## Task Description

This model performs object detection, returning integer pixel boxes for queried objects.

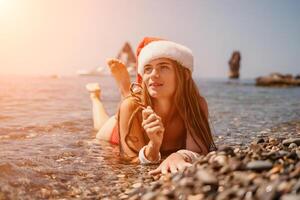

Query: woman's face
[142,58,177,99]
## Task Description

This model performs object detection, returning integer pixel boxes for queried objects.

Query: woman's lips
[149,83,163,87]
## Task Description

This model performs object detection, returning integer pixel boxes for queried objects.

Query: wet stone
[228,158,243,171]
[246,160,273,171]
[288,143,298,149]
[216,188,238,200]
[132,182,143,188]
[117,174,127,178]
[178,177,195,187]
[287,151,298,159]
[196,170,218,185]
[187,194,204,200]
[141,191,158,200]
[232,171,251,186]
[214,155,228,166]
[218,145,235,156]
[267,165,283,176]
[256,182,279,200]
[291,179,300,193]
[282,138,300,146]
[161,188,175,198]
[219,165,231,174]
[278,150,289,157]
[254,138,265,144]
[40,188,51,198]
[119,194,129,199]
[277,181,294,193]
[281,194,300,200]
[172,173,183,182]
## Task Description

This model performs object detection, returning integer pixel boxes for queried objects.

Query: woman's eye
[144,67,152,74]
[161,66,169,70]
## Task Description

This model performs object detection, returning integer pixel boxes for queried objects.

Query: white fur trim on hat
[137,40,193,75]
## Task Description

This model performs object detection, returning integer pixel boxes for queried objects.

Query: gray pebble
[246,160,273,171]
[196,170,218,185]
[178,177,194,187]
[288,143,298,148]
[282,138,300,146]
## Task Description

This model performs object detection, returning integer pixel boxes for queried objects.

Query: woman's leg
[107,58,131,98]
[96,116,116,141]
[86,83,110,131]
[86,83,117,141]
[86,59,131,140]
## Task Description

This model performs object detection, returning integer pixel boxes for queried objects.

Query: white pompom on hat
[135,37,194,83]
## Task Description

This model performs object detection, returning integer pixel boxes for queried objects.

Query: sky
[0,0,299,78]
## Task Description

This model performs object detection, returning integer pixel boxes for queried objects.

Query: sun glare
[0,0,12,11]
[0,0,16,19]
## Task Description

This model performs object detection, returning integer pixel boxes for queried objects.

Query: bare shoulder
[119,97,140,113]
[199,96,208,106]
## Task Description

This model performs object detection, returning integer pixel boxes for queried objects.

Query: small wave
[0,163,20,177]
[0,115,13,121]
[0,119,93,141]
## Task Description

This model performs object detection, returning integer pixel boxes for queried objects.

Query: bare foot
[86,83,101,100]
[106,58,131,97]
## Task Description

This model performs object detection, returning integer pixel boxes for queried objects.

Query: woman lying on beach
[86,37,216,175]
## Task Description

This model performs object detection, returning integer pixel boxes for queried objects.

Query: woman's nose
[150,68,160,78]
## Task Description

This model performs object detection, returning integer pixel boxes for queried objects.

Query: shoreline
[0,121,299,199]
[118,121,300,200]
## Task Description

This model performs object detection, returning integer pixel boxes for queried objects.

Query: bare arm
[142,107,165,161]
[119,98,145,159]
[119,99,164,164]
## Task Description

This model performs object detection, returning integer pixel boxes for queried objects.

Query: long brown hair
[141,60,216,154]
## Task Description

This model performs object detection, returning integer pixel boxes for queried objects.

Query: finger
[146,106,153,111]
[182,162,193,170]
[177,164,185,172]
[145,106,154,114]
[142,108,154,120]
[170,164,178,174]
[143,119,160,130]
[142,109,151,120]
[177,163,192,172]
[143,113,157,124]
[146,126,164,135]
[149,166,161,175]
[161,164,169,175]
[142,113,160,126]
[145,106,155,115]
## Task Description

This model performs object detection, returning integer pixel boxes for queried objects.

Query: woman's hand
[142,106,164,147]
[148,153,193,175]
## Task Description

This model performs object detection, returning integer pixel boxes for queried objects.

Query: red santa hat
[136,37,194,83]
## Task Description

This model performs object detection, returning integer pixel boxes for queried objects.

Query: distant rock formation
[117,42,136,75]
[228,51,241,79]
[256,73,300,87]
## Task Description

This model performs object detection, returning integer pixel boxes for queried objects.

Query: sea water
[0,75,299,198]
